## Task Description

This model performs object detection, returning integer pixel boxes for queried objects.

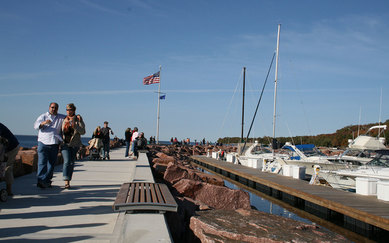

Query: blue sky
[1,0,388,142]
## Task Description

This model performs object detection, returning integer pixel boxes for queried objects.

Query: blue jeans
[131,141,135,153]
[37,142,59,184]
[61,144,78,181]
[125,141,130,157]
[102,142,110,159]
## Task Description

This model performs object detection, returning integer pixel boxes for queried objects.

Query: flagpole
[156,65,162,144]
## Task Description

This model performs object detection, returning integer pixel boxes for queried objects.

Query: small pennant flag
[143,71,160,85]
[159,95,166,100]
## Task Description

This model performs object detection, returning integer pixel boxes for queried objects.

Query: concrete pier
[0,147,172,242]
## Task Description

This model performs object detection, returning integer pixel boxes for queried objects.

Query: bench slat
[159,183,177,205]
[134,183,141,203]
[113,182,130,206]
[127,183,136,204]
[145,183,151,202]
[150,183,158,203]
[154,183,165,204]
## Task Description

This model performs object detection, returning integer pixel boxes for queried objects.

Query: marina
[2,1,389,242]
[190,154,389,241]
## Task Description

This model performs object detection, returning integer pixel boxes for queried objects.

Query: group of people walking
[1,102,149,194]
[89,121,114,160]
[124,127,147,159]
[34,102,85,189]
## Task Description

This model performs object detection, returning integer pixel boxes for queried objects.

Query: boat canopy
[283,144,315,152]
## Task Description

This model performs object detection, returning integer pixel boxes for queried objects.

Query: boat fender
[309,165,321,185]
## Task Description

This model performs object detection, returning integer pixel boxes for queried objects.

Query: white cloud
[79,0,129,16]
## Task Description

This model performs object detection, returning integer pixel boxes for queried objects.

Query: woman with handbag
[61,103,85,189]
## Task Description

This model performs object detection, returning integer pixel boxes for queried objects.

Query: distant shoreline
[14,135,174,148]
[15,135,92,148]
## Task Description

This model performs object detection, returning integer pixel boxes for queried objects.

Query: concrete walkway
[0,147,172,242]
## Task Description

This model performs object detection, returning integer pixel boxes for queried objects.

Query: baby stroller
[88,138,103,160]
[0,140,8,202]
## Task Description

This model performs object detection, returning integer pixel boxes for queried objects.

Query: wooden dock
[190,155,389,237]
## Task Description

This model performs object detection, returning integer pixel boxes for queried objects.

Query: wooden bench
[113,182,178,213]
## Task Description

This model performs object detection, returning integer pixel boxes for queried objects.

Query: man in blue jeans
[34,102,65,188]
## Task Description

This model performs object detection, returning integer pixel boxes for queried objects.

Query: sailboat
[235,24,289,169]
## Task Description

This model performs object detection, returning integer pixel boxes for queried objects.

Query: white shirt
[34,112,66,145]
[131,131,139,142]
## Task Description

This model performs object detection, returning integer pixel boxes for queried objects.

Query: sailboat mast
[241,67,246,143]
[379,87,382,135]
[272,24,281,150]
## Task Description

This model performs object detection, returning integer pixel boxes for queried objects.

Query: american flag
[143,71,160,85]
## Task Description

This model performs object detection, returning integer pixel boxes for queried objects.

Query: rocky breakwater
[13,146,63,177]
[148,144,351,243]
[13,138,124,176]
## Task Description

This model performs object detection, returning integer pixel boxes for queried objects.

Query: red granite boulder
[18,149,38,173]
[152,162,168,175]
[164,163,224,186]
[161,147,172,155]
[152,156,176,165]
[152,152,176,164]
[155,152,167,158]
[164,163,201,184]
[195,170,224,186]
[173,179,251,210]
[173,179,203,198]
[190,209,351,243]
[13,155,24,177]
